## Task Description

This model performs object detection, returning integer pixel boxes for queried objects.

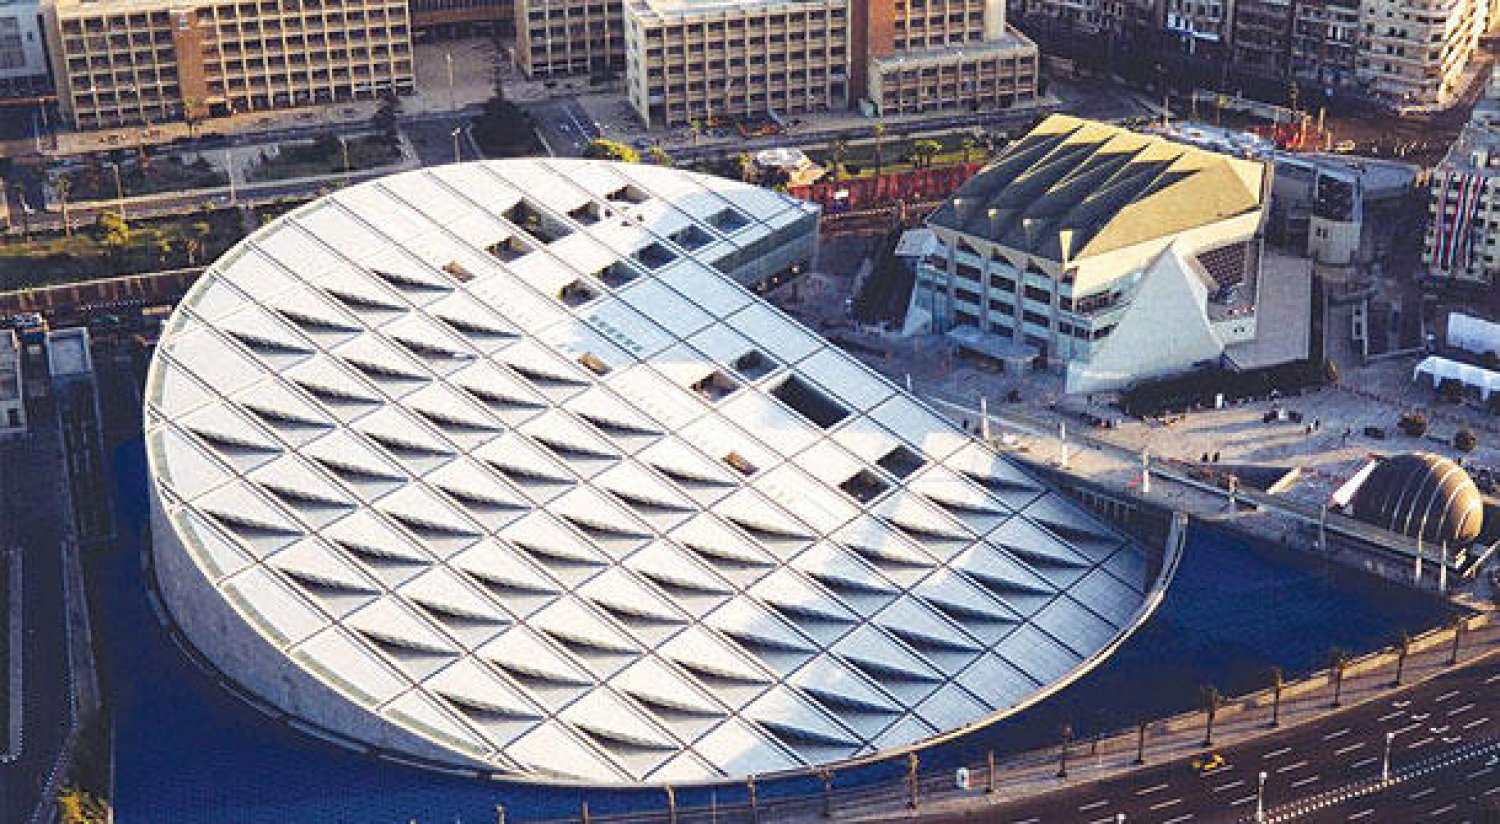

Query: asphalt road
[0,390,77,824]
[928,655,1500,824]
[529,98,601,157]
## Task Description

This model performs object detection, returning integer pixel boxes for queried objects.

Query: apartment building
[1290,0,1359,85]
[1357,0,1485,108]
[1424,119,1500,286]
[624,0,848,128]
[0,0,51,96]
[44,0,414,130]
[1163,0,1231,56]
[514,0,625,77]
[0,329,25,440]
[410,0,512,36]
[912,115,1301,393]
[1232,0,1293,75]
[856,0,1038,116]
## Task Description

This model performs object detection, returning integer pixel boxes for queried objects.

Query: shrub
[1398,412,1428,437]
[1438,378,1465,404]
[1454,427,1478,452]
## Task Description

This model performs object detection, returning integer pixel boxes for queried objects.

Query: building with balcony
[0,0,51,97]
[410,0,513,37]
[43,0,415,130]
[1356,0,1485,109]
[0,329,25,439]
[913,115,1312,394]
[1290,0,1360,86]
[513,0,624,78]
[143,158,1166,783]
[1424,118,1500,285]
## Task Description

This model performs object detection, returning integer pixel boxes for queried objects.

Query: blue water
[99,439,1454,823]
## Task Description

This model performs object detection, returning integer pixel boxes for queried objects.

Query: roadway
[0,390,79,824]
[925,655,1500,824]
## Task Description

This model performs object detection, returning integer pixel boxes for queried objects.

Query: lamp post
[1382,731,1395,783]
[446,50,456,111]
[1255,770,1268,823]
[106,161,126,220]
[225,147,237,205]
[336,134,351,173]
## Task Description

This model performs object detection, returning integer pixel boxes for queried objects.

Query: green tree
[583,139,640,163]
[960,134,980,164]
[734,151,755,182]
[181,220,212,266]
[830,139,850,180]
[1455,427,1478,452]
[910,138,942,169]
[645,146,673,166]
[99,211,130,258]
[1200,685,1222,746]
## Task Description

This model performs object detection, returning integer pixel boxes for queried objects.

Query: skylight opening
[569,201,606,226]
[558,279,600,308]
[723,451,758,476]
[605,184,650,205]
[876,445,925,479]
[838,470,889,503]
[599,262,639,288]
[670,224,713,251]
[486,235,533,263]
[769,375,849,429]
[633,242,677,271]
[441,261,474,282]
[732,350,775,381]
[504,199,572,244]
[690,369,740,402]
[708,207,750,234]
[576,352,611,375]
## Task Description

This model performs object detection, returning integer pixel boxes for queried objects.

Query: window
[770,375,849,428]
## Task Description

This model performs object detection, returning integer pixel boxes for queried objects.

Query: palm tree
[54,175,72,238]
[1056,722,1073,778]
[830,139,849,180]
[646,146,673,166]
[1135,717,1148,765]
[960,134,980,164]
[872,122,887,176]
[1268,666,1284,728]
[734,151,755,182]
[1329,648,1349,707]
[1201,685,1222,746]
[1394,629,1411,686]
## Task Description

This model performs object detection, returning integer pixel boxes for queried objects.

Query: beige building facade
[45,0,415,130]
[1357,0,1485,108]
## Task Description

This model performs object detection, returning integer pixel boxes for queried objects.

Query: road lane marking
[1408,736,1437,750]
[1275,760,1309,773]
[1135,782,1170,796]
[1429,803,1457,817]
[1484,672,1500,684]
[1079,800,1109,811]
[1335,742,1367,756]
[1410,787,1436,800]
[1348,810,1375,821]
[1485,785,1500,797]
[1378,710,1405,722]
[1396,722,1424,735]
[1324,727,1351,741]
[1351,757,1378,770]
[1162,815,1195,824]
[1011,818,1040,824]
[1291,774,1320,788]
[1230,795,1256,806]
[1088,818,1118,824]
[1447,703,1475,717]
[1263,746,1292,759]
[1436,690,1461,703]
[1461,717,1490,731]
[1412,713,1431,721]
[1149,798,1183,811]
[1212,779,1246,793]
[1467,766,1494,780]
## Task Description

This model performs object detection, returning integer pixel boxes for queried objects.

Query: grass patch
[0,208,245,290]
[56,154,226,202]
[246,133,401,183]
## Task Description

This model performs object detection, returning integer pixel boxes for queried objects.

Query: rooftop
[1437,119,1500,175]
[929,115,1266,262]
[145,159,1155,785]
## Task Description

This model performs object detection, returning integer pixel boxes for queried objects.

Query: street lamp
[1255,770,1268,823]
[105,161,126,220]
[451,126,464,162]
[336,134,350,173]
[1381,731,1395,783]
[446,50,457,111]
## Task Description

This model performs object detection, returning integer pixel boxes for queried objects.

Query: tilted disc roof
[145,159,1156,784]
[1352,452,1484,546]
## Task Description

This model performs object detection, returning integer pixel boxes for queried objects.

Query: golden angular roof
[929,115,1266,262]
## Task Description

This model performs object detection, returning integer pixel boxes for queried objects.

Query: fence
[497,615,1493,824]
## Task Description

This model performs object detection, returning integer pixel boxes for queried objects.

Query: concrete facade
[0,0,50,96]
[0,330,25,439]
[44,0,415,130]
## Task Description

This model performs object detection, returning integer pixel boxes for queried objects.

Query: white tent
[1413,355,1500,399]
[1446,313,1500,356]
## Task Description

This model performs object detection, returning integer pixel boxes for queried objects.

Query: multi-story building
[856,0,1038,117]
[624,0,848,128]
[1357,0,1485,109]
[1424,119,1500,286]
[410,0,512,37]
[912,115,1313,393]
[44,0,415,130]
[1163,0,1231,57]
[1290,0,1359,86]
[0,0,50,96]
[525,0,1036,127]
[1232,0,1293,76]
[514,0,625,78]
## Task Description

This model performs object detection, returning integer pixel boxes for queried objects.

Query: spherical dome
[1352,452,1483,545]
